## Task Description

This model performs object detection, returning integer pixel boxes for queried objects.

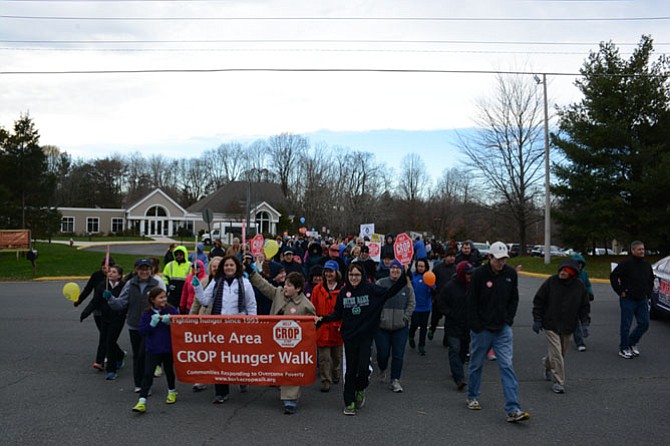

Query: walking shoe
[92,362,104,371]
[466,398,481,410]
[116,350,127,370]
[427,328,434,341]
[283,404,297,415]
[390,379,404,393]
[166,390,177,404]
[456,380,467,391]
[506,409,530,422]
[541,357,551,381]
[154,365,163,377]
[192,384,207,392]
[619,349,633,359]
[354,390,366,409]
[105,372,117,380]
[212,395,229,404]
[577,345,587,352]
[552,383,565,394]
[486,349,496,361]
[134,387,141,393]
[321,380,331,392]
[377,369,388,384]
[343,403,357,416]
[132,401,146,413]
[418,346,426,356]
[408,338,416,349]
[629,345,640,357]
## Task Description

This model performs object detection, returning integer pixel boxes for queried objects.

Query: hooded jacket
[380,234,395,260]
[180,260,207,314]
[163,245,191,305]
[438,262,471,337]
[188,243,209,270]
[572,253,594,297]
[411,270,434,312]
[322,267,408,341]
[376,275,415,331]
[532,259,591,334]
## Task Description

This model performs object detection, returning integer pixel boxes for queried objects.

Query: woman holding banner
[193,255,256,404]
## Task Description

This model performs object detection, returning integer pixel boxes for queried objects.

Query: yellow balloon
[264,239,279,259]
[62,282,80,302]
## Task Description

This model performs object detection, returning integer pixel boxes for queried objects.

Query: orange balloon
[423,271,436,287]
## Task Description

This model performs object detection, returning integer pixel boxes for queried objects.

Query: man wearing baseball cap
[466,241,529,422]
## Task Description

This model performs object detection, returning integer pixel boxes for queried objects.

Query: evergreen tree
[552,36,670,252]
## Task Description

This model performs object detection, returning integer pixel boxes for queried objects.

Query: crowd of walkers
[75,234,660,423]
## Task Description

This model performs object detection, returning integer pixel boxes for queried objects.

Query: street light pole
[536,73,551,265]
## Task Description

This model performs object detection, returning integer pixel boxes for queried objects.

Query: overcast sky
[1,0,668,181]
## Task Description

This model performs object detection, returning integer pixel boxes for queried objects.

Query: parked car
[531,245,567,257]
[587,248,616,256]
[508,243,520,257]
[651,255,670,319]
[472,242,490,256]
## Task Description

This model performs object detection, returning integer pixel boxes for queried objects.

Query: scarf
[212,276,246,315]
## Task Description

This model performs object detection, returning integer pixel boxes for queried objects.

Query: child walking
[132,287,179,413]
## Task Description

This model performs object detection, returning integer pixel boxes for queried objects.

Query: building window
[111,218,124,233]
[61,216,74,232]
[145,206,167,217]
[86,217,100,234]
[256,211,271,234]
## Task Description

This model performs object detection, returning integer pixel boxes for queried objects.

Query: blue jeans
[467,325,521,413]
[374,326,409,380]
[619,297,650,350]
[573,319,585,347]
[447,335,469,383]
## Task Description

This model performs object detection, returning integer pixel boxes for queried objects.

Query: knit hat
[390,259,403,269]
[269,261,285,278]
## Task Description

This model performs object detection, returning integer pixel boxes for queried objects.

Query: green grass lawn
[48,235,147,242]
[0,242,154,280]
[507,254,664,281]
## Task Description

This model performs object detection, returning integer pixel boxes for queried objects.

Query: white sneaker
[390,379,403,393]
[629,345,640,356]
[577,345,586,352]
[619,348,633,359]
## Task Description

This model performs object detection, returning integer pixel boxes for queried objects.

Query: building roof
[187,181,288,215]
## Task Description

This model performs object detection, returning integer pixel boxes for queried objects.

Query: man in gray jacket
[374,260,415,393]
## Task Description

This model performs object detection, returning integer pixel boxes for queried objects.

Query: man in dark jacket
[466,241,529,423]
[610,240,654,359]
[429,248,457,344]
[438,260,473,390]
[456,240,482,267]
[532,259,591,394]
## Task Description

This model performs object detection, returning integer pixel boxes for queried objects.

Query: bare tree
[267,133,308,201]
[398,153,430,202]
[241,139,275,183]
[458,73,546,251]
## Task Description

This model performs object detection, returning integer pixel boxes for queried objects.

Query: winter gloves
[150,313,161,327]
[191,277,201,288]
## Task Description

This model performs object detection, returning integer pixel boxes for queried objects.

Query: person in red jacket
[311,260,344,393]
[179,260,206,314]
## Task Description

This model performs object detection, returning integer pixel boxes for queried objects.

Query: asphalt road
[1,277,669,445]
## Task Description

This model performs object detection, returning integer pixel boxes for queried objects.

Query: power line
[1,38,667,46]
[4,67,663,76]
[0,47,660,57]
[1,14,669,22]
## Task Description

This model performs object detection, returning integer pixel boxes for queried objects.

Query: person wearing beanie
[571,253,594,351]
[532,259,591,394]
[429,248,458,344]
[438,261,473,390]
[376,252,394,279]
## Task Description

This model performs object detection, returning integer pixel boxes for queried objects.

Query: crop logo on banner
[170,315,316,386]
[273,320,302,348]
